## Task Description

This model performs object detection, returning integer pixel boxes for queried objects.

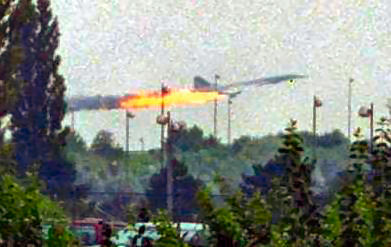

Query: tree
[171,125,204,152]
[240,157,286,197]
[0,0,23,175]
[368,118,391,246]
[146,158,203,221]
[7,0,76,200]
[64,130,88,156]
[152,210,190,247]
[0,174,76,246]
[268,120,321,246]
[9,0,57,171]
[321,127,375,246]
[90,130,123,159]
[0,0,22,120]
[197,175,272,247]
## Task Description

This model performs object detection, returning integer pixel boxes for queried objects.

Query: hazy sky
[52,0,391,150]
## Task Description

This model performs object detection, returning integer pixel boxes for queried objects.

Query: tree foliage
[0,174,74,246]
[152,210,189,247]
[4,0,78,202]
[147,158,203,221]
[90,130,123,159]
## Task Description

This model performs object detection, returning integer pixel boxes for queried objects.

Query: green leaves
[0,174,72,246]
[152,210,189,247]
[46,224,79,247]
[197,176,273,246]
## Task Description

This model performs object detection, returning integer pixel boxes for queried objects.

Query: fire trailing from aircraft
[66,88,225,112]
[119,88,225,110]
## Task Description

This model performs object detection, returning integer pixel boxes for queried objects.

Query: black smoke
[66,94,136,112]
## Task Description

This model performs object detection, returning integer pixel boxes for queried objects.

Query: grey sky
[52,0,391,149]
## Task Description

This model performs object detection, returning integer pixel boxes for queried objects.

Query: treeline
[144,119,391,246]
[63,124,350,221]
[192,119,391,246]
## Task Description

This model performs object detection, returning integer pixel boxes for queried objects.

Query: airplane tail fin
[194,76,213,90]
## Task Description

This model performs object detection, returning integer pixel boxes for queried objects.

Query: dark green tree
[8,0,76,200]
[0,174,76,246]
[321,127,375,246]
[146,158,203,221]
[0,0,22,120]
[0,0,23,175]
[171,125,204,152]
[64,130,88,156]
[90,130,123,159]
[152,210,190,247]
[197,175,272,247]
[240,156,286,197]
[365,118,391,245]
[271,120,321,246]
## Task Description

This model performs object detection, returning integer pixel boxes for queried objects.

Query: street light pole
[313,96,316,159]
[160,83,167,169]
[125,111,135,154]
[71,111,75,132]
[228,97,232,144]
[140,138,145,151]
[126,110,129,153]
[214,74,219,138]
[166,111,173,216]
[226,91,241,145]
[370,102,374,153]
[313,96,322,160]
[358,103,374,153]
[348,78,354,142]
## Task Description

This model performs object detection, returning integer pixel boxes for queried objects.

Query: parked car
[112,222,159,246]
[71,218,127,246]
[112,222,209,247]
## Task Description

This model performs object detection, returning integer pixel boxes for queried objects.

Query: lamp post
[166,111,173,216]
[156,111,170,212]
[358,102,374,152]
[157,110,186,217]
[160,84,169,169]
[348,78,354,142]
[71,111,75,132]
[214,74,220,138]
[313,95,322,160]
[228,97,232,144]
[227,91,241,144]
[139,138,144,151]
[125,110,135,154]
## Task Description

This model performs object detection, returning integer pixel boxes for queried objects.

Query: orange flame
[120,89,225,109]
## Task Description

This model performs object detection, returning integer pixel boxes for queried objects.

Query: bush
[0,174,76,246]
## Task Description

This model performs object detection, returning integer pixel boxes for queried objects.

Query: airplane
[193,74,308,97]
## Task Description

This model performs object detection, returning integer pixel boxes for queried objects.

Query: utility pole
[348,78,353,142]
[125,111,135,154]
[358,103,374,153]
[140,138,145,151]
[370,102,374,153]
[313,95,322,161]
[166,111,173,216]
[214,74,219,137]
[71,111,75,132]
[226,91,241,145]
[160,83,167,169]
[126,110,129,154]
[228,97,232,144]
[313,95,316,160]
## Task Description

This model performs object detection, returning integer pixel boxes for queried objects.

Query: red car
[71,218,126,246]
